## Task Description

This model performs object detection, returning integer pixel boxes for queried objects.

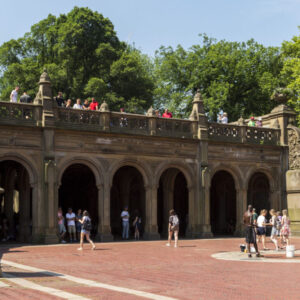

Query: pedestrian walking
[77,210,96,251]
[166,209,179,248]
[243,205,260,257]
[256,209,268,250]
[270,209,279,251]
[281,209,291,246]
[57,207,66,243]
[75,209,83,242]
[133,210,142,240]
[66,208,76,242]
[121,206,130,240]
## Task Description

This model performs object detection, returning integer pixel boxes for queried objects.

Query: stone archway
[58,163,98,239]
[247,172,270,215]
[157,168,189,238]
[0,160,32,242]
[210,170,236,235]
[110,166,145,239]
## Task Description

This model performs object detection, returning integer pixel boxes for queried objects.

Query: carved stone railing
[156,118,194,138]
[208,122,281,145]
[0,101,42,126]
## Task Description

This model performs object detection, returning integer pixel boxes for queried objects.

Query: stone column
[286,170,300,236]
[162,184,174,237]
[234,188,247,236]
[144,184,160,240]
[31,181,44,243]
[98,181,113,242]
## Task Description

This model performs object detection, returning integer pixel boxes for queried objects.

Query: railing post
[146,106,156,135]
[34,105,43,126]
[240,125,246,143]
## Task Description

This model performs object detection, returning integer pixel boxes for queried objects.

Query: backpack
[83,217,92,231]
[171,215,179,227]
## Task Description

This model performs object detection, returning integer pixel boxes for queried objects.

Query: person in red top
[89,98,98,111]
[162,109,173,118]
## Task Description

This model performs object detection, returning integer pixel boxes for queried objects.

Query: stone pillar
[144,184,160,240]
[286,170,300,236]
[234,188,247,236]
[98,181,113,242]
[31,182,44,243]
[162,184,174,237]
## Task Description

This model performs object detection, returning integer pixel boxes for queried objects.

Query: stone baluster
[146,106,157,136]
[99,101,110,131]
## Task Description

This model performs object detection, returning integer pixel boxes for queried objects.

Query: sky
[0,0,299,56]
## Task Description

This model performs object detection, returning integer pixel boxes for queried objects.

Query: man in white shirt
[73,98,83,109]
[66,208,76,242]
[221,112,228,124]
[121,206,130,239]
[10,86,19,103]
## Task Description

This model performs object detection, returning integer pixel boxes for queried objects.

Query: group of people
[243,205,291,258]
[120,207,142,240]
[247,116,263,127]
[10,86,32,103]
[57,207,95,250]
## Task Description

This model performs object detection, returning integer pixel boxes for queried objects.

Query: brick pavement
[0,238,300,300]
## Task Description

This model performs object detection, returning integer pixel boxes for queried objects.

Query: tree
[154,35,283,121]
[280,30,300,127]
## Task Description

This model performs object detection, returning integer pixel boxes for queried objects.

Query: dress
[281,216,291,237]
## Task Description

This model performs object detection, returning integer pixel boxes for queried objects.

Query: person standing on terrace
[10,86,19,103]
[162,109,173,118]
[256,117,262,127]
[83,99,90,110]
[248,116,256,126]
[73,98,83,109]
[89,97,98,111]
[55,92,64,107]
[221,112,228,123]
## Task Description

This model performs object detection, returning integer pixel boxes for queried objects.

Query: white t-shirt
[121,211,129,222]
[73,104,83,109]
[66,212,76,226]
[257,215,266,227]
[221,116,228,124]
[10,89,18,103]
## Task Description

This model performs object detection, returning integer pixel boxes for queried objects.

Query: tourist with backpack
[77,210,96,251]
[166,209,179,248]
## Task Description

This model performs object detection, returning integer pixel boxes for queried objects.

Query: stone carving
[34,69,52,105]
[288,126,300,170]
[189,89,205,121]
[146,106,155,117]
[99,101,109,112]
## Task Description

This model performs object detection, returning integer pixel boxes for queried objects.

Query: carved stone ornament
[100,101,109,112]
[189,89,205,121]
[34,69,52,105]
[271,119,280,129]
[237,117,244,126]
[288,126,300,170]
[146,106,155,117]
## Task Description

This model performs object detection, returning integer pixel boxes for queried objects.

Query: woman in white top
[73,98,83,109]
[256,209,268,250]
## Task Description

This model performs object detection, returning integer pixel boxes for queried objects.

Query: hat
[258,117,262,121]
[251,116,254,120]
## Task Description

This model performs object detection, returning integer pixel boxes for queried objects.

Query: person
[10,86,19,103]
[243,205,260,258]
[66,208,76,242]
[248,116,256,127]
[55,92,64,107]
[120,108,128,127]
[75,209,83,241]
[73,98,83,109]
[281,209,291,246]
[121,206,130,240]
[270,209,279,251]
[166,209,179,248]
[133,210,142,240]
[77,210,96,251]
[57,207,66,243]
[89,97,98,111]
[221,112,228,123]
[82,99,90,110]
[256,117,262,127]
[155,110,160,117]
[256,209,268,250]
[252,208,258,223]
[66,99,72,108]
[162,109,173,118]
[20,92,32,103]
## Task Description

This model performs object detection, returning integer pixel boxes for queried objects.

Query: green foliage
[280,30,300,126]
[154,36,283,121]
[0,7,154,112]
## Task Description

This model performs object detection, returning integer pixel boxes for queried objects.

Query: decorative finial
[146,106,155,117]
[100,101,109,112]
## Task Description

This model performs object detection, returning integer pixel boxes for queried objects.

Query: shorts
[245,226,256,244]
[58,223,66,234]
[170,225,179,232]
[68,225,76,234]
[271,227,279,236]
[81,229,90,235]
[257,227,266,236]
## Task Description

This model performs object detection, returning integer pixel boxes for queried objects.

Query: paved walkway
[0,238,300,300]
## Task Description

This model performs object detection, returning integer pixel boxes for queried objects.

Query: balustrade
[156,118,194,138]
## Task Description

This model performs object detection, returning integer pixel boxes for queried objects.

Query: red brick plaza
[1,238,300,300]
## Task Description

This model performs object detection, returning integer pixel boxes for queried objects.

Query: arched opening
[157,168,189,238]
[248,172,270,216]
[110,166,145,239]
[59,164,98,239]
[210,170,236,236]
[0,160,32,242]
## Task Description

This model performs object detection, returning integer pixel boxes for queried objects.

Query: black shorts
[257,227,266,236]
[245,226,256,244]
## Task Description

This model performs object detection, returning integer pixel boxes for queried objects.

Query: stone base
[143,232,161,240]
[95,233,114,242]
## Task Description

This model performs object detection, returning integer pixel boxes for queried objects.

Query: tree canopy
[0,7,299,125]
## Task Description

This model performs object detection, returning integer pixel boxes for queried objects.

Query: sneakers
[61,240,66,244]
[248,254,252,258]
[77,247,83,251]
[166,243,171,247]
[92,245,96,250]
[174,244,178,248]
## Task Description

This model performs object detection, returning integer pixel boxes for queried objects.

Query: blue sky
[0,0,299,56]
